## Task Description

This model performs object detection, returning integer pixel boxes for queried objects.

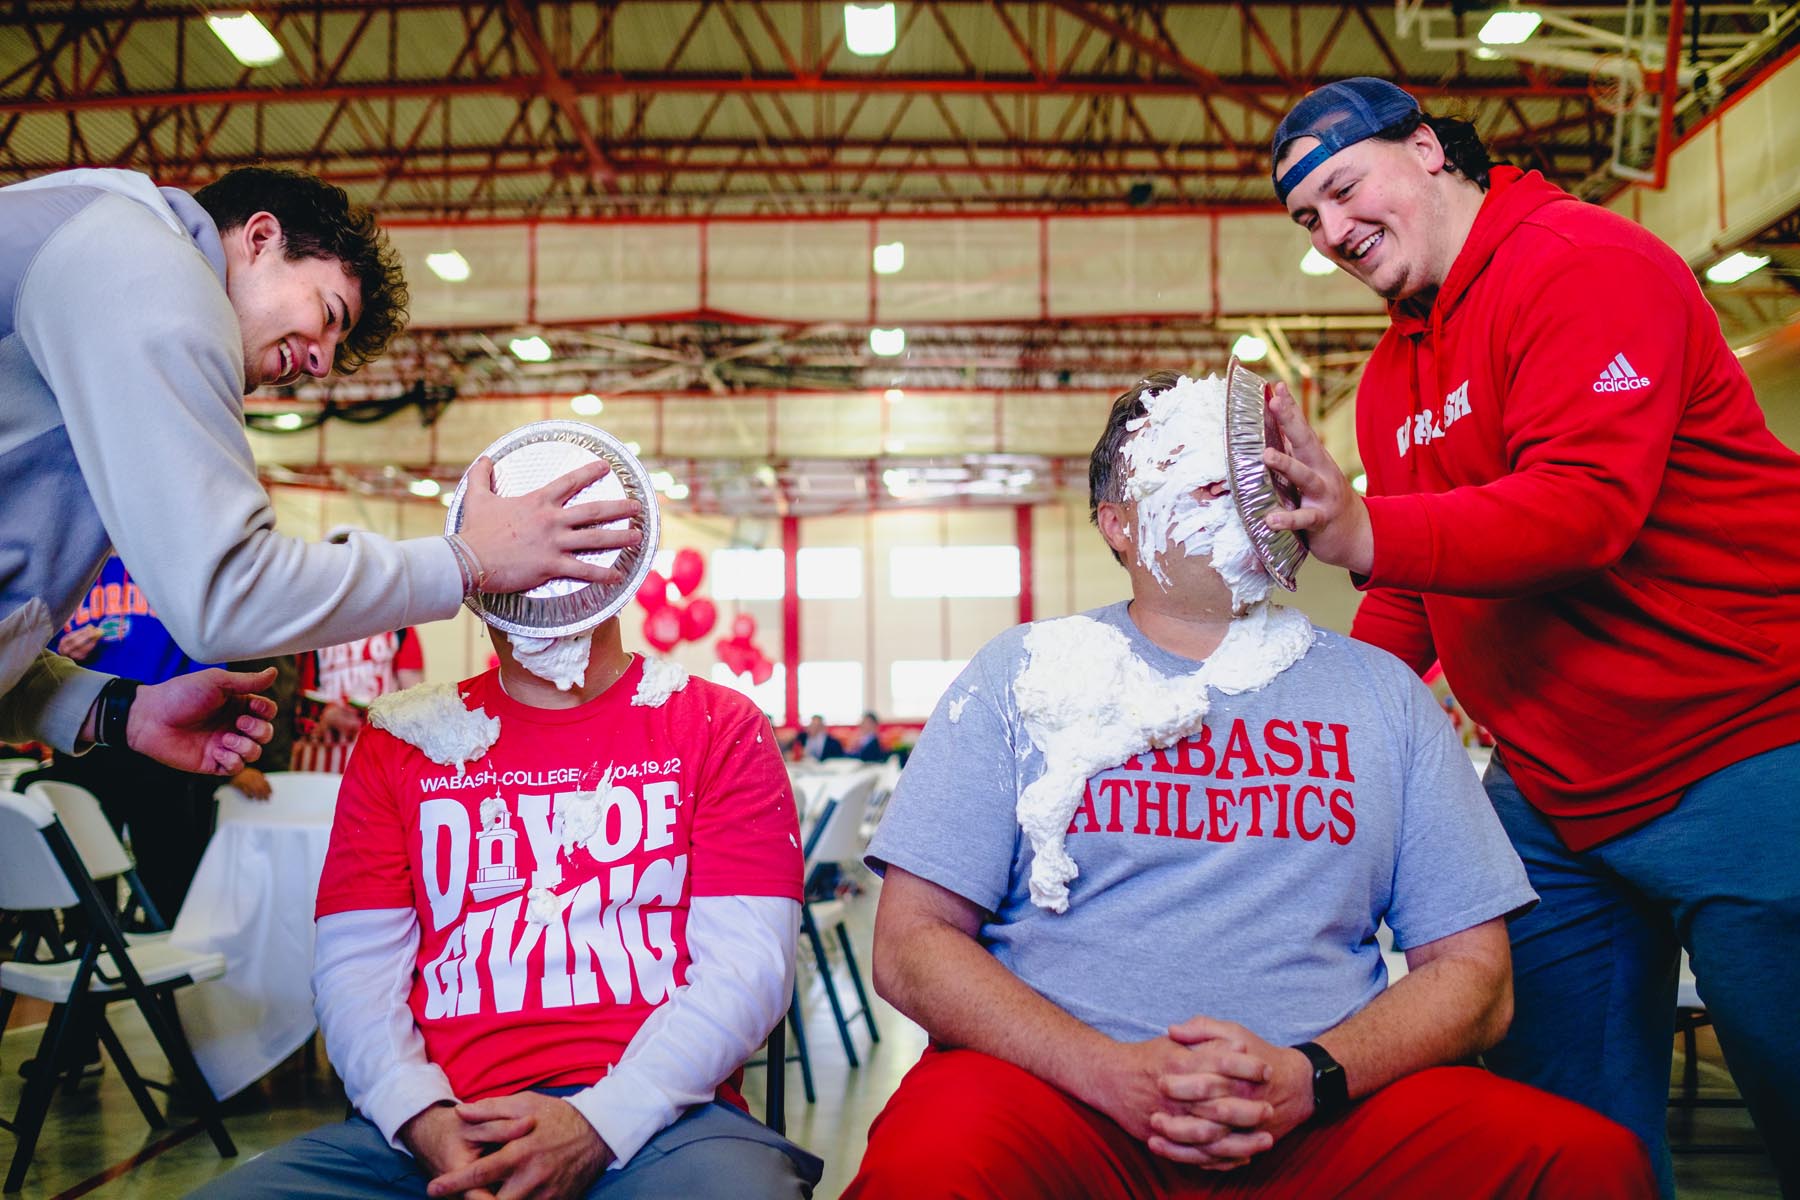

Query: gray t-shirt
[866,601,1535,1048]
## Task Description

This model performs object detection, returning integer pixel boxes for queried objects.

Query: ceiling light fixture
[425,251,470,282]
[1300,247,1337,276]
[409,478,442,498]
[869,327,906,356]
[873,241,905,274]
[271,411,304,431]
[1705,252,1771,284]
[509,335,552,362]
[570,393,604,416]
[1231,333,1269,363]
[844,3,897,56]
[884,388,905,403]
[1477,10,1543,45]
[666,483,691,501]
[206,12,284,67]
[1352,473,1369,495]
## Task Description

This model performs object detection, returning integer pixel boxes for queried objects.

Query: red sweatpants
[844,1048,1655,1200]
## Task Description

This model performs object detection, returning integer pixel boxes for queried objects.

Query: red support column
[1016,503,1035,625]
[782,514,801,728]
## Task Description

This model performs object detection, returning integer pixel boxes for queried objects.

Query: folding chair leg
[787,986,816,1105]
[124,987,235,1160]
[835,921,881,1044]
[123,868,167,933]
[5,1003,76,1193]
[95,1008,166,1130]
[802,911,858,1067]
[764,1018,786,1137]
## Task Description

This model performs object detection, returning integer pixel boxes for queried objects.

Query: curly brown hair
[193,166,408,374]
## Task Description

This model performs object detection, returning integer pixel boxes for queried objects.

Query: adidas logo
[1593,353,1652,392]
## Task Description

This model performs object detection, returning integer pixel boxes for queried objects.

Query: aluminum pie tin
[1224,356,1308,591]
[444,420,660,638]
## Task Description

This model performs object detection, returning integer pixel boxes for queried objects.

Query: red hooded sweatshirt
[1351,166,1800,850]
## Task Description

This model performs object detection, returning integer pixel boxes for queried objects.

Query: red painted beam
[0,74,1590,115]
[781,514,801,729]
[1016,503,1034,624]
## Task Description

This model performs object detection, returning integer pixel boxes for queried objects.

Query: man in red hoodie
[1261,78,1800,1198]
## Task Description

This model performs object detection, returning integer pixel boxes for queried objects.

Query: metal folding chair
[0,791,235,1191]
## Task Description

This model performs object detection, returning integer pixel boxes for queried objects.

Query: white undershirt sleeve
[312,907,457,1152]
[565,895,800,1168]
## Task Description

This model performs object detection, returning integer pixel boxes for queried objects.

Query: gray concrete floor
[0,881,1779,1198]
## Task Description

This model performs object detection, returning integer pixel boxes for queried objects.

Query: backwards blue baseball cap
[1271,78,1422,205]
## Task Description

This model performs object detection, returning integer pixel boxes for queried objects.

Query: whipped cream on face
[632,657,690,708]
[1122,374,1273,613]
[507,633,592,691]
[369,683,501,775]
[1012,603,1314,913]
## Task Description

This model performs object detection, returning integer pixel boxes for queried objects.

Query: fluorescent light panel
[509,335,552,362]
[873,241,905,274]
[425,251,470,282]
[844,3,897,56]
[869,327,906,356]
[1477,11,1542,45]
[1300,247,1337,276]
[206,13,284,67]
[1705,252,1770,284]
[1231,333,1269,363]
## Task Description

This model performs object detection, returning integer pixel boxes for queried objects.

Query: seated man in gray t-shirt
[845,372,1654,1200]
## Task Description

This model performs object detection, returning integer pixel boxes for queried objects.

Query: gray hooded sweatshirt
[1,169,461,753]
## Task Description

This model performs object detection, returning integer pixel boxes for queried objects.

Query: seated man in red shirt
[194,607,820,1198]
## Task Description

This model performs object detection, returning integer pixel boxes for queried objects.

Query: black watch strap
[1293,1040,1350,1120]
[96,678,139,749]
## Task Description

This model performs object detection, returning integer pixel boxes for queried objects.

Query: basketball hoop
[1589,53,1646,116]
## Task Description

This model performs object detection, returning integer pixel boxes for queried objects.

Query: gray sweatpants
[187,1100,823,1199]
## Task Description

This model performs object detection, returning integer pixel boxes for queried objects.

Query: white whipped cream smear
[1011,374,1315,912]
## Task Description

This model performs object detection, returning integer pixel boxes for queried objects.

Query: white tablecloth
[171,812,333,1099]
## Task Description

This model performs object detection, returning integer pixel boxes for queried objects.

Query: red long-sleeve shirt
[1350,166,1800,849]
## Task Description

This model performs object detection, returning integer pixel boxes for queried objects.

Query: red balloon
[671,547,705,597]
[681,598,718,642]
[731,612,757,640]
[643,606,682,652]
[636,571,670,613]
[749,655,774,686]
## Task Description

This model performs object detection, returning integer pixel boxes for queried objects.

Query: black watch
[1293,1041,1350,1121]
[95,678,140,749]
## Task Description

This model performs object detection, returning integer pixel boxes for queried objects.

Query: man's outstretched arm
[874,866,1272,1159]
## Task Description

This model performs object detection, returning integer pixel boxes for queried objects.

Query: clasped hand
[1093,1015,1315,1172]
[403,1093,610,1200]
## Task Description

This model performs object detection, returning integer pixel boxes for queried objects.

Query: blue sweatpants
[1482,746,1800,1200]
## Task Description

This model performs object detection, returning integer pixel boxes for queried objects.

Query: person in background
[1264,77,1800,1194]
[849,711,888,764]
[2,165,641,779]
[290,528,425,776]
[802,715,844,762]
[44,554,216,918]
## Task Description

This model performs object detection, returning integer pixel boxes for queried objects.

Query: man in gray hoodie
[2,166,640,776]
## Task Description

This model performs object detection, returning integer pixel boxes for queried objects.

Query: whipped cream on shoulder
[369,683,501,775]
[632,657,690,708]
[1012,602,1314,912]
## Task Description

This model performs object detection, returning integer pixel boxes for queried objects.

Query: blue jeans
[1482,746,1800,1200]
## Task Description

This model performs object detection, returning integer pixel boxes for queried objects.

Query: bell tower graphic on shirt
[469,795,526,901]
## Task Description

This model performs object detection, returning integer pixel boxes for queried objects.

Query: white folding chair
[799,770,881,1067]
[24,780,167,933]
[217,770,341,825]
[0,791,235,1191]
